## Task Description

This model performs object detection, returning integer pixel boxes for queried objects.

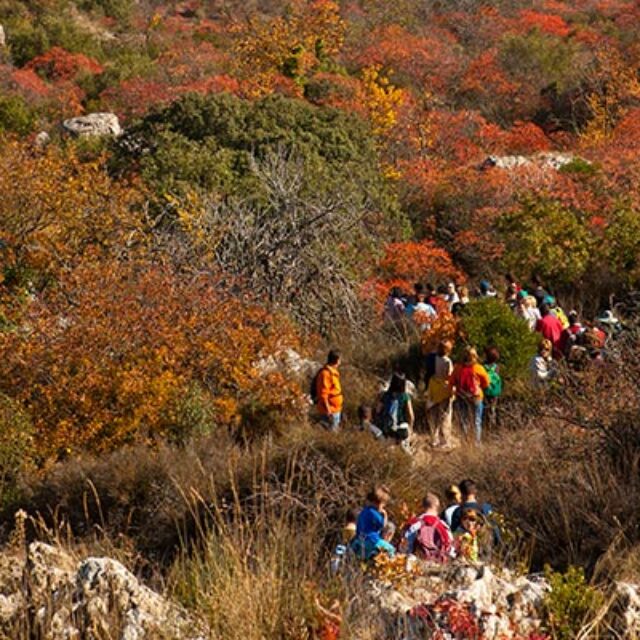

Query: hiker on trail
[315,350,343,432]
[426,283,439,308]
[406,282,425,307]
[450,346,490,444]
[409,291,437,331]
[377,372,414,447]
[454,508,482,563]
[357,405,383,440]
[479,280,497,298]
[483,347,503,428]
[505,284,518,310]
[384,286,406,323]
[597,310,622,340]
[458,286,470,306]
[505,273,521,294]
[559,310,585,357]
[441,485,462,528]
[425,340,455,449]
[351,485,393,560]
[530,276,549,308]
[530,339,557,386]
[449,479,493,534]
[446,282,460,308]
[544,295,569,329]
[515,292,541,331]
[535,304,564,357]
[402,493,451,562]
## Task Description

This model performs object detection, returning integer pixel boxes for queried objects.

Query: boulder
[0,542,208,640]
[613,581,640,638]
[481,152,587,172]
[0,24,5,47]
[62,113,122,138]
[373,562,550,639]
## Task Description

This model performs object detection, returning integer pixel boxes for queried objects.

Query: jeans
[456,398,484,443]
[322,412,341,432]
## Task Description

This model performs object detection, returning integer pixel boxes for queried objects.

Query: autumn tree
[0,260,303,459]
[0,138,147,293]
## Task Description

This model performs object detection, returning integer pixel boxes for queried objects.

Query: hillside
[1,1,640,638]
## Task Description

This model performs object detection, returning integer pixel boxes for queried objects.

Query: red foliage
[519,10,571,37]
[27,47,104,82]
[10,68,51,97]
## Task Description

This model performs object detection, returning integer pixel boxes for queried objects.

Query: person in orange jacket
[316,350,343,431]
[449,346,490,444]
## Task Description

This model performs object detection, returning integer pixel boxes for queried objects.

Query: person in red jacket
[535,304,564,358]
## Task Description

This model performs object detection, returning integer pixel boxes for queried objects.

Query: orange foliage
[0,261,303,458]
[0,140,147,286]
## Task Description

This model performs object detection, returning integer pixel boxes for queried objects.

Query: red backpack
[415,519,447,562]
[455,365,479,400]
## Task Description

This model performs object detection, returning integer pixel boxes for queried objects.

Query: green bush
[0,394,34,510]
[542,565,605,640]
[498,197,594,289]
[458,297,538,382]
[0,95,36,135]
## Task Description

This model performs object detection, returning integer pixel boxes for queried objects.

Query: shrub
[0,394,34,509]
[542,565,605,640]
[0,95,36,135]
[457,297,538,381]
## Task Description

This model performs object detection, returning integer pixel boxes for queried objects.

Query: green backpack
[485,363,503,399]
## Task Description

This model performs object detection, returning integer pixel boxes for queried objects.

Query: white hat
[597,310,619,325]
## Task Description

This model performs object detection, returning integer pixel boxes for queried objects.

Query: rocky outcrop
[481,152,586,171]
[0,24,6,47]
[0,542,207,639]
[62,113,122,138]
[371,563,550,639]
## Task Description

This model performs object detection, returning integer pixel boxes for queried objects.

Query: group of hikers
[313,275,623,448]
[333,480,498,569]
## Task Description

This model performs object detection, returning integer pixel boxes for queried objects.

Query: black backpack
[309,367,326,403]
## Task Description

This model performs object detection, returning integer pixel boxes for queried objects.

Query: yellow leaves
[580,48,640,147]
[360,65,405,138]
[231,0,345,94]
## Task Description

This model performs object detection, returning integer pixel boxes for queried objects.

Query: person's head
[437,284,448,296]
[538,338,552,356]
[389,371,407,394]
[479,280,491,294]
[345,508,357,525]
[458,479,478,501]
[517,290,528,304]
[358,404,372,423]
[539,303,550,317]
[485,346,500,365]
[414,282,425,295]
[462,346,479,366]
[416,292,427,303]
[447,282,457,293]
[568,310,579,326]
[367,485,391,509]
[460,508,482,533]
[459,286,469,298]
[525,295,537,309]
[426,283,436,295]
[390,286,402,299]
[421,492,441,514]
[505,273,515,284]
[506,284,517,298]
[327,350,341,366]
[445,484,462,505]
[381,521,396,542]
[437,339,454,357]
